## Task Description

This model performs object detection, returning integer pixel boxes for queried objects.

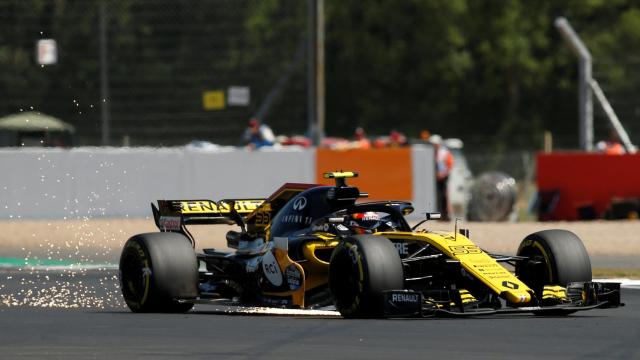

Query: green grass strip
[592,268,640,280]
[0,257,78,267]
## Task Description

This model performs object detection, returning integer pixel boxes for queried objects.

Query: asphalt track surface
[0,270,638,360]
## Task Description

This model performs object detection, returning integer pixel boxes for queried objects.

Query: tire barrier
[467,171,517,222]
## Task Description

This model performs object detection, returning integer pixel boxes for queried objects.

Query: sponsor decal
[181,201,218,214]
[158,216,181,231]
[281,214,313,225]
[224,200,263,212]
[502,280,520,289]
[142,267,152,278]
[180,200,263,214]
[449,245,482,255]
[390,293,420,303]
[348,244,359,264]
[254,209,271,226]
[261,251,283,286]
[486,274,512,279]
[394,242,408,255]
[361,212,380,221]
[292,197,307,211]
[285,264,302,290]
[472,263,500,268]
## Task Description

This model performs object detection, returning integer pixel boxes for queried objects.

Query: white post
[316,0,325,145]
[306,0,317,145]
[555,17,593,151]
[99,1,111,146]
[590,79,637,153]
[307,0,325,146]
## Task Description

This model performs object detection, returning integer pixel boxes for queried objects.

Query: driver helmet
[349,211,381,234]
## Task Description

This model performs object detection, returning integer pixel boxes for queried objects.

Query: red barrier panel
[537,152,640,220]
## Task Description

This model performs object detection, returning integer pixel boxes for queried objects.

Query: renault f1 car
[119,172,622,318]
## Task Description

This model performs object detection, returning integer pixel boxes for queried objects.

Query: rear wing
[152,199,265,231]
[151,183,318,233]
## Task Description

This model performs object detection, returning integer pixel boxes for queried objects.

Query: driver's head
[349,211,381,234]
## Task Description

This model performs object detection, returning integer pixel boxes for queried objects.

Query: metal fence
[2,1,638,150]
[0,0,308,146]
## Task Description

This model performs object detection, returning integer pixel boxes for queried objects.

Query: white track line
[220,306,341,317]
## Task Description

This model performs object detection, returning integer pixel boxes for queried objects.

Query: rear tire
[119,232,198,313]
[329,234,404,318]
[516,229,591,297]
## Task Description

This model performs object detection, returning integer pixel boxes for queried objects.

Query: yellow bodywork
[381,231,535,304]
[424,289,478,309]
[542,285,569,303]
[263,230,544,307]
[263,234,339,309]
[299,236,340,292]
[323,171,358,179]
[263,246,306,308]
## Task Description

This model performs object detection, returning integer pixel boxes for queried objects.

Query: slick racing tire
[516,229,592,298]
[119,232,198,313]
[329,234,404,318]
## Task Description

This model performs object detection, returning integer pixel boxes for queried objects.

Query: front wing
[383,281,623,318]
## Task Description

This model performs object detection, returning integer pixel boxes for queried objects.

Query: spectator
[243,118,275,149]
[351,127,371,149]
[596,130,625,155]
[389,130,407,147]
[419,129,431,142]
[429,134,454,220]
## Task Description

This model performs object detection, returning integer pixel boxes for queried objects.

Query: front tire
[329,235,404,318]
[119,232,198,313]
[516,229,592,298]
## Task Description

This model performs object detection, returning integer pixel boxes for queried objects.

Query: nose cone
[502,290,532,304]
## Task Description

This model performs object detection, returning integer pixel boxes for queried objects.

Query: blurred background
[2,0,640,220]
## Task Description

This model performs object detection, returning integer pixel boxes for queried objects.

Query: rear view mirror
[411,212,442,231]
[426,213,441,220]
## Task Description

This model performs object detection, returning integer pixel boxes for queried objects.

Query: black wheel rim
[330,248,361,311]
[120,245,148,305]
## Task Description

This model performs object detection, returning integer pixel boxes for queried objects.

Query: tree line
[1,0,638,150]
